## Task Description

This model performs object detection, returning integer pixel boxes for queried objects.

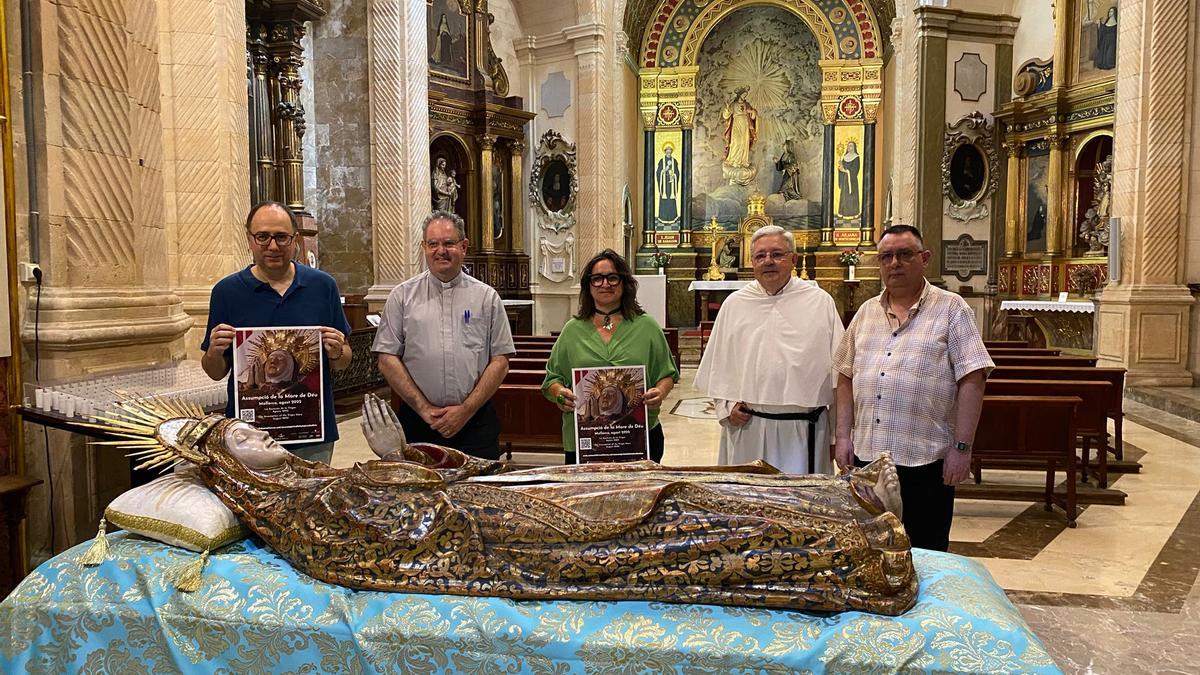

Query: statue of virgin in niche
[722,87,758,186]
[431,156,459,213]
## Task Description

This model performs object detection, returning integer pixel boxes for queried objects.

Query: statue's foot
[872,454,903,519]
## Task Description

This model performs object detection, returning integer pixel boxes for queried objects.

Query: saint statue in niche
[431,156,459,213]
[721,87,758,186]
[837,141,861,218]
[775,139,804,201]
[1095,7,1117,70]
[656,143,681,223]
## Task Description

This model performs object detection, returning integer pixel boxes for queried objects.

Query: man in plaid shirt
[833,225,993,551]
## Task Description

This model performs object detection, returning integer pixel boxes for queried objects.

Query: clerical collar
[432,271,463,289]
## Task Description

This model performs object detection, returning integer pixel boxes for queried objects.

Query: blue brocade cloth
[1,532,1060,674]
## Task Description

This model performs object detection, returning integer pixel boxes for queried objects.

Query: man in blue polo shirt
[201,201,353,464]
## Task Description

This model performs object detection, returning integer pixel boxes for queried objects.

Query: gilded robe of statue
[96,396,918,616]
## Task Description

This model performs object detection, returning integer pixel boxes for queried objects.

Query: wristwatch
[955,441,971,453]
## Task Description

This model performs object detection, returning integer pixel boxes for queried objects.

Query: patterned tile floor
[331,371,1200,673]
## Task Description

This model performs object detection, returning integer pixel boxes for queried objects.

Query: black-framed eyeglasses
[588,273,623,287]
[878,249,923,264]
[251,232,296,247]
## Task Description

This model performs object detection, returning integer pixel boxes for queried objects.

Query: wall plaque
[941,234,987,281]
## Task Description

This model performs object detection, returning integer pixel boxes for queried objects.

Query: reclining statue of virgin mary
[93,394,917,616]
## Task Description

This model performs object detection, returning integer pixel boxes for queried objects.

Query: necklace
[596,308,621,330]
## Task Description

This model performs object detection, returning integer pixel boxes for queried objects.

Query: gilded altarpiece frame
[994,1,1115,301]
[632,0,887,328]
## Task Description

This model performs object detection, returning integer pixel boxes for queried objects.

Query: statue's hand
[362,393,408,459]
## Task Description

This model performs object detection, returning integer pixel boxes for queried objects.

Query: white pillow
[105,469,246,552]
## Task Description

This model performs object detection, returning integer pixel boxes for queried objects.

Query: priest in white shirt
[695,225,844,474]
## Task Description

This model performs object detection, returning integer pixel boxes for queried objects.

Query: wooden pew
[984,379,1112,486]
[493,383,564,458]
[989,355,1098,368]
[509,357,549,372]
[986,348,1061,357]
[513,327,682,372]
[986,339,1031,348]
[990,366,1126,460]
[970,395,1082,526]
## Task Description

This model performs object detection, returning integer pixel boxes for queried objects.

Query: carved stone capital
[480,135,497,150]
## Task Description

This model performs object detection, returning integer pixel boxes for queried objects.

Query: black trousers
[396,400,502,460]
[566,424,665,465]
[857,456,955,552]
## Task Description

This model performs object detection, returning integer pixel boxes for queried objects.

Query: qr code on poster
[239,409,255,423]
[578,438,592,450]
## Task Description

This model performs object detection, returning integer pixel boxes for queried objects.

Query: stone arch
[634,0,892,69]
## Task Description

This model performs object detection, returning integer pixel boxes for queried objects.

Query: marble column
[159,0,252,353]
[365,0,431,308]
[1003,141,1024,257]
[19,0,192,559]
[509,140,526,253]
[1095,0,1195,385]
[1046,135,1067,255]
[567,22,619,256]
[821,125,834,245]
[914,8,948,282]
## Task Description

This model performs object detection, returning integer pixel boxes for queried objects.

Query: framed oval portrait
[541,158,572,213]
[950,143,987,202]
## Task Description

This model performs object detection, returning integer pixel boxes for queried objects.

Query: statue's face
[224,421,290,471]
[598,385,622,413]
[265,349,294,380]
[436,157,447,170]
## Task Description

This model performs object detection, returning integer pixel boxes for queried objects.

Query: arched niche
[1071,132,1113,256]
[430,133,474,237]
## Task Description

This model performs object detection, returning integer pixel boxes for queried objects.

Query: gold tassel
[79,518,109,566]
[172,549,210,593]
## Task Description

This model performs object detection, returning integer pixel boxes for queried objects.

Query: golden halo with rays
[82,393,225,473]
[585,369,643,411]
[246,329,321,377]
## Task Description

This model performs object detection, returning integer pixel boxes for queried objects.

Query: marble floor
[330,371,1200,674]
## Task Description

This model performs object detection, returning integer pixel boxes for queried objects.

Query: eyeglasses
[878,249,923,264]
[588,273,623,287]
[424,239,464,251]
[251,232,295,247]
[751,250,792,264]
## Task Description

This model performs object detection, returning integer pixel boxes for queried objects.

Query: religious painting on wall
[949,144,987,203]
[654,129,683,227]
[1077,0,1118,81]
[691,6,824,232]
[832,125,864,223]
[233,327,325,444]
[573,366,649,464]
[428,0,469,81]
[541,159,572,213]
[1025,147,1050,253]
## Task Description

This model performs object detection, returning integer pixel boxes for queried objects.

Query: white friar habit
[694,277,844,474]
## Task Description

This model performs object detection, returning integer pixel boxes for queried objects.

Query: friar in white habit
[695,225,844,474]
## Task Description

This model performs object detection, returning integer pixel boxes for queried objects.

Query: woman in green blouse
[543,250,680,463]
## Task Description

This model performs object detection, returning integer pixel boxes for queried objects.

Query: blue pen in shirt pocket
[463,309,471,324]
